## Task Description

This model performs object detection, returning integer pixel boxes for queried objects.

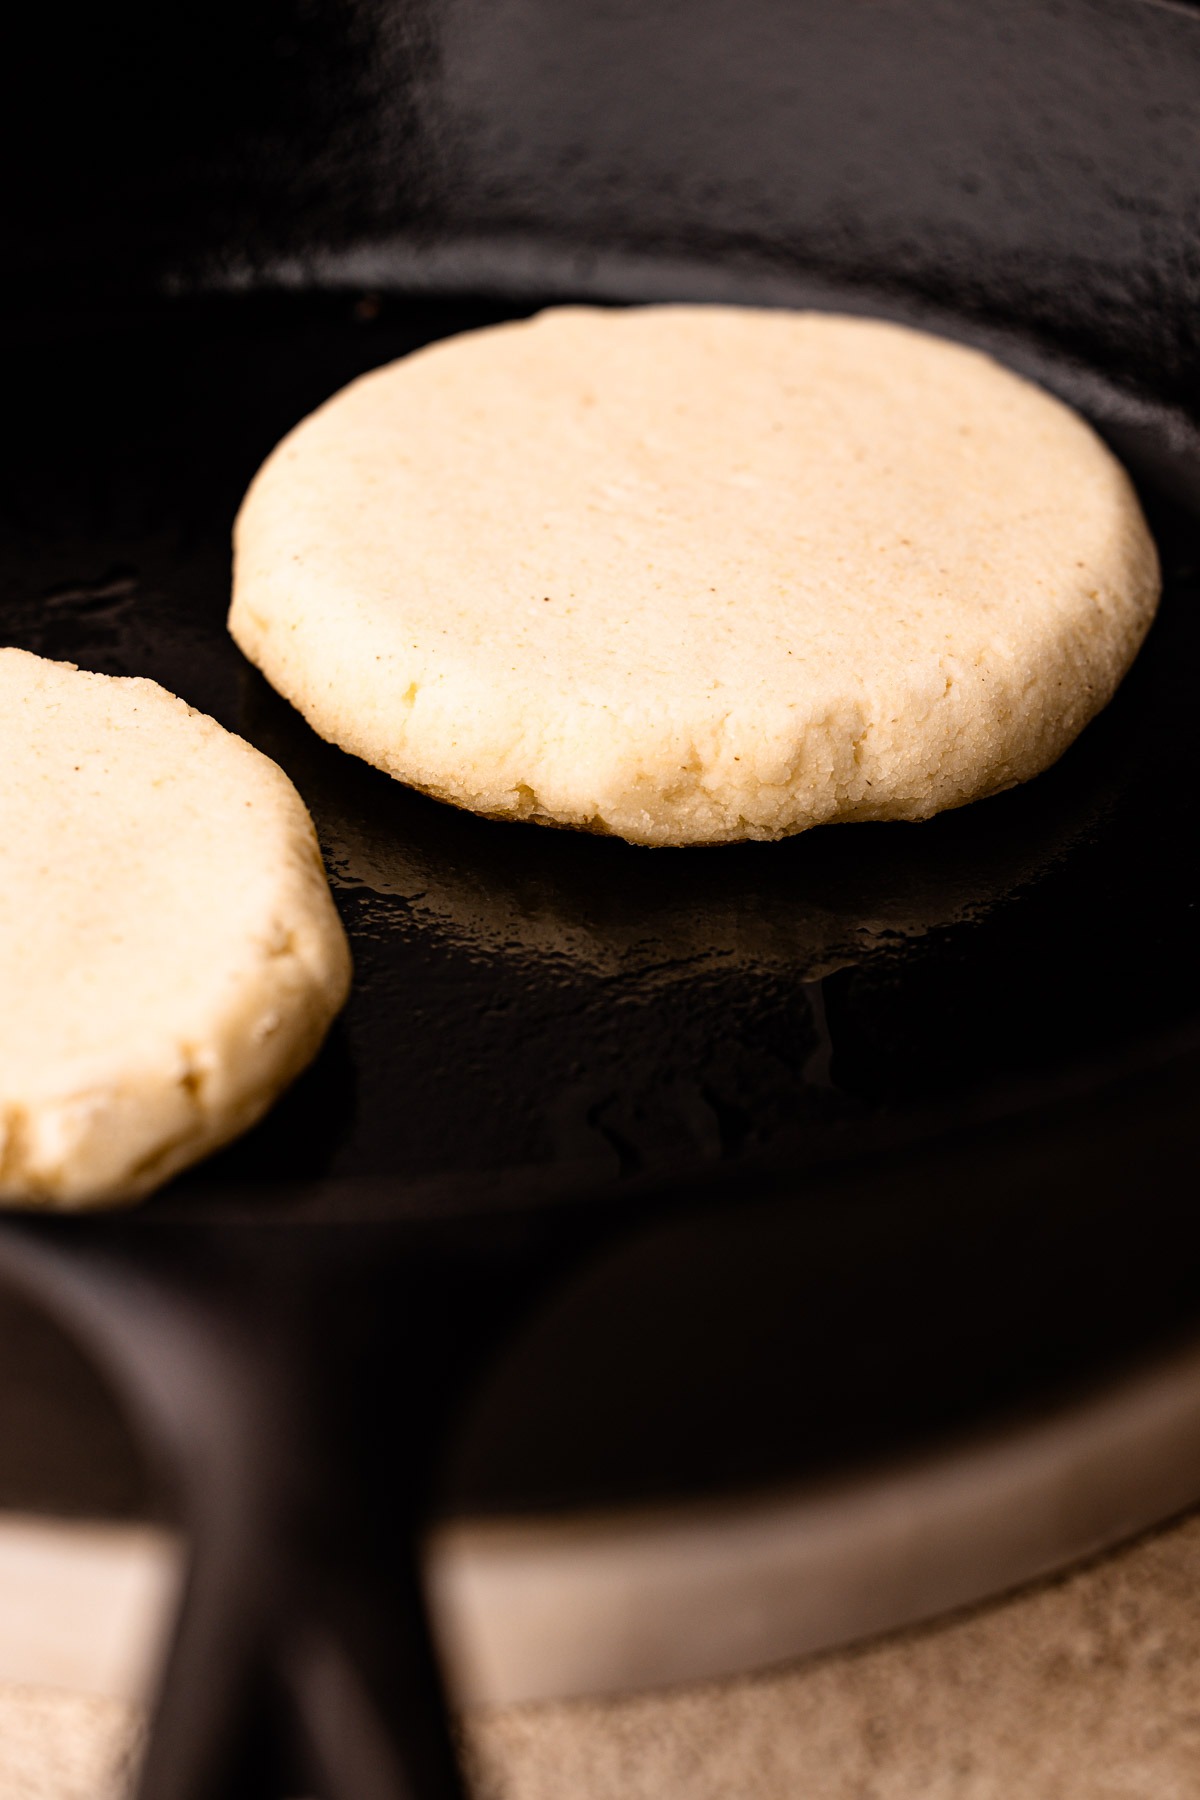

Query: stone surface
[463,1508,1200,1800]
[0,1686,140,1800]
[8,1508,1200,1798]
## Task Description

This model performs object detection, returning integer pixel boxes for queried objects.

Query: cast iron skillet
[2,1,1200,1796]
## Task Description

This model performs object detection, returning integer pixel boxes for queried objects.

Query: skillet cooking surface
[4,288,1200,1223]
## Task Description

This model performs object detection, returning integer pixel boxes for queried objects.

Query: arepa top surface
[230,306,1159,846]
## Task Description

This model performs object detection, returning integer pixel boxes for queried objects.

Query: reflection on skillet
[211,629,1147,1194]
[243,670,1126,985]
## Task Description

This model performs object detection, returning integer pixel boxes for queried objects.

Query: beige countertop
[6,1506,1200,1799]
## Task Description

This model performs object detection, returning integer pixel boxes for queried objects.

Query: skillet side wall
[4,0,1200,419]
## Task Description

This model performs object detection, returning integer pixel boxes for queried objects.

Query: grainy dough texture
[0,649,352,1209]
[230,305,1160,848]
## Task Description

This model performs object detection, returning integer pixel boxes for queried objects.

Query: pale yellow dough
[0,650,352,1210]
[230,306,1159,848]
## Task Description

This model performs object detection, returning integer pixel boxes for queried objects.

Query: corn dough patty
[0,649,352,1209]
[230,306,1160,848]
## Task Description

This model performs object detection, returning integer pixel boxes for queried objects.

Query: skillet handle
[129,1243,471,1800]
[0,1226,473,1800]
[137,1503,467,1800]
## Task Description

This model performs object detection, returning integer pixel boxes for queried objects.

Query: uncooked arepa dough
[0,649,351,1209]
[230,306,1160,848]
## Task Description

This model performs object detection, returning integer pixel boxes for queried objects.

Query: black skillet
[2,1,1200,1795]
